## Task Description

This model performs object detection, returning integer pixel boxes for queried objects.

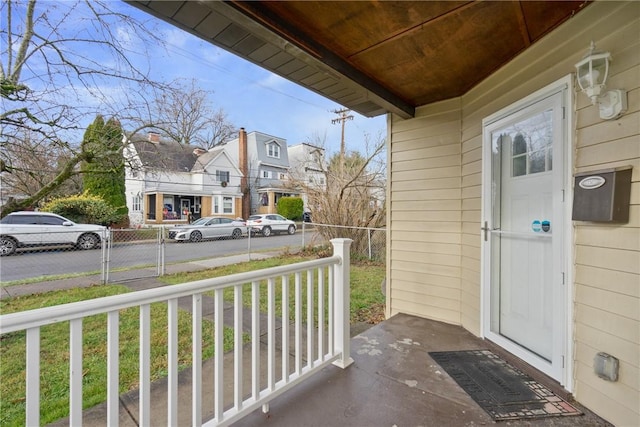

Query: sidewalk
[0,252,279,300]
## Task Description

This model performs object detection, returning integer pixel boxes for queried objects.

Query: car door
[202,218,220,239]
[40,215,74,245]
[5,214,42,245]
[217,218,233,237]
[269,215,285,232]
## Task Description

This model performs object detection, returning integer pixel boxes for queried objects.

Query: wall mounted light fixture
[575,42,627,120]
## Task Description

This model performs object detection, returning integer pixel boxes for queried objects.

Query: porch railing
[0,239,354,426]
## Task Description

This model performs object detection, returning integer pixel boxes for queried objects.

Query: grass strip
[0,285,235,426]
[160,255,386,323]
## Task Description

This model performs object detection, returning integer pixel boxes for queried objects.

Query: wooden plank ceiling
[128,1,590,118]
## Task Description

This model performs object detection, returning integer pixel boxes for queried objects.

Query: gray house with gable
[223,129,298,216]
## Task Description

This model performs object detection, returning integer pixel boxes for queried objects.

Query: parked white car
[0,211,107,256]
[168,217,247,242]
[247,214,296,237]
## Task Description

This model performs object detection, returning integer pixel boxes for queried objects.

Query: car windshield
[191,218,209,225]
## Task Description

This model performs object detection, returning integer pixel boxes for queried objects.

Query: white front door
[482,79,570,383]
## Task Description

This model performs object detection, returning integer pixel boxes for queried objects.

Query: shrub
[277,197,304,220]
[41,193,125,226]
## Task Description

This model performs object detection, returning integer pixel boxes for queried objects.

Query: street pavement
[0,252,277,300]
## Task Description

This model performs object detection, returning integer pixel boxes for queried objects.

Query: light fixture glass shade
[575,47,611,103]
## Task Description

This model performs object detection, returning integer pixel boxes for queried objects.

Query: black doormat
[429,350,582,421]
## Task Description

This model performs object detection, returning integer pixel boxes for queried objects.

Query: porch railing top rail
[0,255,341,334]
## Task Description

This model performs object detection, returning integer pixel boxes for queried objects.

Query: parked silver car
[247,214,296,237]
[0,211,107,256]
[169,217,247,242]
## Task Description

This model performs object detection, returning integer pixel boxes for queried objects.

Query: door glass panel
[490,107,555,362]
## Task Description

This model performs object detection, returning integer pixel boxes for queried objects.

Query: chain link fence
[301,222,386,263]
[1,223,386,285]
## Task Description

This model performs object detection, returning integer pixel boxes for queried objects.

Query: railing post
[331,238,354,369]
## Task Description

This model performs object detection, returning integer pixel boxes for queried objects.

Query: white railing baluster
[251,281,260,400]
[267,277,275,391]
[281,275,290,383]
[318,267,325,361]
[307,269,314,368]
[168,299,178,426]
[26,328,40,427]
[69,318,83,425]
[139,304,151,427]
[214,288,224,422]
[0,241,354,427]
[233,284,243,411]
[107,311,119,426]
[328,264,334,356]
[192,294,202,427]
[295,272,302,375]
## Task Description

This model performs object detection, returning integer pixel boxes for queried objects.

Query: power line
[331,108,353,173]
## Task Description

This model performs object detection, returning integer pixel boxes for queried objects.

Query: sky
[3,0,386,157]
[119,1,387,156]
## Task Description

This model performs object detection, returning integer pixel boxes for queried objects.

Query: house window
[267,142,280,158]
[132,194,142,212]
[279,172,286,180]
[216,170,230,182]
[262,170,271,179]
[213,196,234,214]
[223,197,233,214]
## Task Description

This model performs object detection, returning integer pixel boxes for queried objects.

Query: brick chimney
[148,132,160,144]
[239,128,250,219]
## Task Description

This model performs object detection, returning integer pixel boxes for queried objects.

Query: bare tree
[0,0,167,216]
[1,130,82,205]
[288,130,387,255]
[151,78,236,149]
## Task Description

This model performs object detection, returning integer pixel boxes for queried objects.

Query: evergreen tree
[81,116,128,218]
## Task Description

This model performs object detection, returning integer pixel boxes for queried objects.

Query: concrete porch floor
[234,314,611,427]
[47,313,612,427]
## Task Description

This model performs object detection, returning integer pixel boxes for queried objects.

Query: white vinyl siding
[388,100,462,326]
[571,6,639,422]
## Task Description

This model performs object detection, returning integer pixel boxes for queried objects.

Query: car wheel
[287,225,296,235]
[76,233,100,250]
[0,236,17,256]
[231,228,242,239]
[262,226,272,237]
[190,231,202,242]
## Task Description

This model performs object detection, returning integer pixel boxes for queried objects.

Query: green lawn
[0,285,233,426]
[159,255,386,323]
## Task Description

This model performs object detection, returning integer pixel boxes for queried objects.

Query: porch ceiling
[127,1,590,119]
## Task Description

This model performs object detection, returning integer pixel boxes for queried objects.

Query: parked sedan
[247,214,296,237]
[0,211,107,256]
[169,217,246,242]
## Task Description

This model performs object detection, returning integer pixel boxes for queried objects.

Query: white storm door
[483,86,567,382]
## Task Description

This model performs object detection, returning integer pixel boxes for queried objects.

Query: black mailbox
[572,167,632,222]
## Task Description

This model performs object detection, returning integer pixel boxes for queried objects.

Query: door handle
[481,221,490,242]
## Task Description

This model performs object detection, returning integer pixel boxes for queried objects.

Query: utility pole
[331,108,353,175]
